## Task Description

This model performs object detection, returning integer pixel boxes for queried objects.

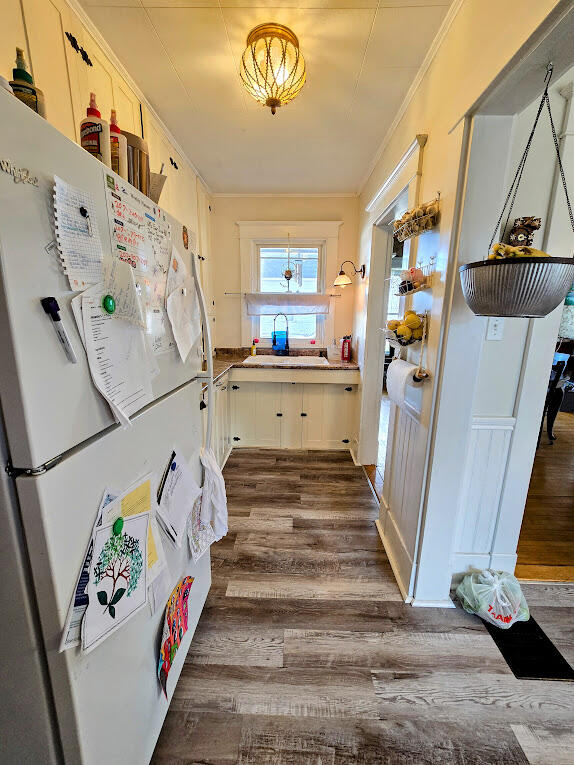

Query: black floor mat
[483,617,574,680]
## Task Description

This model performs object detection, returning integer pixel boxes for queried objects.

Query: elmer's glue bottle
[80,93,111,167]
[109,109,128,180]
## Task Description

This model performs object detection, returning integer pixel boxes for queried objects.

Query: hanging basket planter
[460,257,574,317]
[459,65,574,319]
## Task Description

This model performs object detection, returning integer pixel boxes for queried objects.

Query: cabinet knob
[276,413,283,417]
[232,385,239,390]
[300,412,307,417]
[345,387,353,391]
[233,437,241,441]
[342,439,350,444]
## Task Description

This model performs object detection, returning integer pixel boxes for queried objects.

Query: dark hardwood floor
[516,411,574,582]
[152,449,574,764]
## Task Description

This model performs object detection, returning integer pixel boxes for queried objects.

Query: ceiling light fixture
[333,261,365,288]
[240,23,306,115]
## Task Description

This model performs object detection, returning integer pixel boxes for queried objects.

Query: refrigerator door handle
[189,251,214,456]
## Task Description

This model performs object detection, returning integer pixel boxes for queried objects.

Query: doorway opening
[515,314,574,582]
[366,232,410,499]
[364,191,410,500]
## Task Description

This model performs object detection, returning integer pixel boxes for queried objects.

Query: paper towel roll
[386,358,417,407]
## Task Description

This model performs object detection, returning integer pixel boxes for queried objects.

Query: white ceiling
[79,0,452,193]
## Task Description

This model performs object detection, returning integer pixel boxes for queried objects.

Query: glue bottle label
[81,122,104,160]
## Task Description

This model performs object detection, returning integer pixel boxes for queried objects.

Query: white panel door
[15,381,211,765]
[280,382,303,448]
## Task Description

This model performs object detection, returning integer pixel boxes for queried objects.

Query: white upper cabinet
[20,0,78,141]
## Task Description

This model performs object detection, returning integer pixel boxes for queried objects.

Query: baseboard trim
[375,519,411,603]
[411,597,455,609]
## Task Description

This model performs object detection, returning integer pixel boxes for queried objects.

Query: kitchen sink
[242,355,330,367]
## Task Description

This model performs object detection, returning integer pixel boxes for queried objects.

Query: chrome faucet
[272,313,289,354]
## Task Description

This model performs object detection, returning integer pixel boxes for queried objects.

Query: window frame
[253,238,327,346]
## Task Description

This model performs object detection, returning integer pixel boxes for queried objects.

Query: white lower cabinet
[230,379,357,450]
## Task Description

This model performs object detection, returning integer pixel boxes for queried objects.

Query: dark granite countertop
[202,349,359,389]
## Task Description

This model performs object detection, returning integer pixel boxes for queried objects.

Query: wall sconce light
[333,260,365,287]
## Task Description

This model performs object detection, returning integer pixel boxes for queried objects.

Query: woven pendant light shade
[240,23,306,114]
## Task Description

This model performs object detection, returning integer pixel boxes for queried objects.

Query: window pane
[259,246,319,293]
[260,314,317,340]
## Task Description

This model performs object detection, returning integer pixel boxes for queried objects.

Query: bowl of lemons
[385,311,425,348]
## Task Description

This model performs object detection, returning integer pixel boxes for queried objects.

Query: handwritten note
[102,255,146,328]
[103,171,174,354]
[54,176,103,290]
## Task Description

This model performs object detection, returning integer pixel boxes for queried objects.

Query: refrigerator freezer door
[15,380,210,765]
[0,91,202,469]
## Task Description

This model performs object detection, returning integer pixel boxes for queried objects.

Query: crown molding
[365,134,427,213]
[358,0,465,195]
[65,0,211,194]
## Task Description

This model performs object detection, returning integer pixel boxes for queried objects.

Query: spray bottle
[109,109,128,180]
[80,93,111,167]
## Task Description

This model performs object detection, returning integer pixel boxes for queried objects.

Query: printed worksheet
[53,176,103,289]
[157,450,202,547]
[82,283,153,426]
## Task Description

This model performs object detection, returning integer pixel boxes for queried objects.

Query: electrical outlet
[486,317,504,341]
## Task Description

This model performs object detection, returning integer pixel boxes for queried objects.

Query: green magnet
[112,517,124,536]
[102,294,116,314]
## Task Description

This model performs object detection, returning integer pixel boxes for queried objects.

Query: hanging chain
[487,64,574,257]
[545,90,574,233]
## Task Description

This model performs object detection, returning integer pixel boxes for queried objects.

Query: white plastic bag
[456,569,529,629]
[199,447,228,541]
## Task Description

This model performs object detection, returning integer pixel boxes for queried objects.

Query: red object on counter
[341,336,351,362]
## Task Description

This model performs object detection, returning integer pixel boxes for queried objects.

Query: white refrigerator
[0,91,213,764]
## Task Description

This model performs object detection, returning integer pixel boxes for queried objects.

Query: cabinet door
[230,381,256,447]
[302,384,356,449]
[280,383,303,449]
[219,379,230,464]
[1,1,28,89]
[322,384,354,448]
[21,0,78,141]
[230,381,281,448]
[72,24,115,135]
[301,384,325,449]
[112,74,141,137]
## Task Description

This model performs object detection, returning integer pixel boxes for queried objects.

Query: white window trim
[237,221,343,347]
[255,239,325,345]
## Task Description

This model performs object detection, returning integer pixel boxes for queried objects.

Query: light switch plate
[486,317,504,341]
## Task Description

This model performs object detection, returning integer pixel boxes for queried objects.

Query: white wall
[352,0,565,603]
[211,195,359,348]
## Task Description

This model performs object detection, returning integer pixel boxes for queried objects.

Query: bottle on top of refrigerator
[80,93,111,167]
[109,109,128,180]
[9,48,46,117]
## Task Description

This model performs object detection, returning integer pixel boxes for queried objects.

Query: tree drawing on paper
[93,531,143,618]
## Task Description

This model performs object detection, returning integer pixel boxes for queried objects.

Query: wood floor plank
[511,724,574,765]
[171,665,380,719]
[283,630,511,673]
[371,671,574,723]
[229,516,294,534]
[226,574,403,601]
[187,626,284,667]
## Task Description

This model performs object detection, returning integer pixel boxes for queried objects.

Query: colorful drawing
[157,576,194,697]
[93,520,144,619]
